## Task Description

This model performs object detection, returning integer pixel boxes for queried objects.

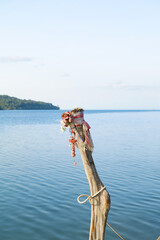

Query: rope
[107,222,126,240]
[77,186,106,204]
[77,186,126,240]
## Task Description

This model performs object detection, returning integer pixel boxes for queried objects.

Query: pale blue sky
[0,0,160,109]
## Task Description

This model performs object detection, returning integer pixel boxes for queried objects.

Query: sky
[0,0,160,109]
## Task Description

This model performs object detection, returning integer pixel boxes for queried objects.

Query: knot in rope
[77,186,106,204]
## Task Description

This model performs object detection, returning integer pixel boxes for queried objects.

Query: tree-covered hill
[0,95,59,110]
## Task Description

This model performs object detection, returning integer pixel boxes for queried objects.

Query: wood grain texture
[74,124,110,240]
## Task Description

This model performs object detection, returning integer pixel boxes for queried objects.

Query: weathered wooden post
[61,108,110,240]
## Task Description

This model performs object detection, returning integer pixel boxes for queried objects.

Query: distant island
[0,95,59,110]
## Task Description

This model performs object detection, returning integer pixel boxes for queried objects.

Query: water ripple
[0,111,160,240]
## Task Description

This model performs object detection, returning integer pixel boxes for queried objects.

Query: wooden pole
[70,109,111,240]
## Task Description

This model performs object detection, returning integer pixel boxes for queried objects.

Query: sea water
[0,110,160,240]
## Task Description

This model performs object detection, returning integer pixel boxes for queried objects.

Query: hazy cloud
[0,56,33,63]
[99,82,160,91]
[61,73,70,78]
[33,63,46,68]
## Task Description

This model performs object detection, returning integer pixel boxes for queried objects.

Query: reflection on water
[0,110,160,240]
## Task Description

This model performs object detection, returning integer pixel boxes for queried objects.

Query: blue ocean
[0,110,160,240]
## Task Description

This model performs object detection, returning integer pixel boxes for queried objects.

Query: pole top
[71,107,84,115]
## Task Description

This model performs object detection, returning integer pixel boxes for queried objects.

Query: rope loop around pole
[77,186,126,240]
[77,194,91,204]
[77,186,106,204]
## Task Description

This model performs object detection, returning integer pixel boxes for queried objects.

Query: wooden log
[70,109,111,240]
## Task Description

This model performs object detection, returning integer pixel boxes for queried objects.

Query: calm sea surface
[0,110,160,240]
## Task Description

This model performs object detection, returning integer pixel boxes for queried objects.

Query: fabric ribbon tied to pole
[72,111,94,151]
